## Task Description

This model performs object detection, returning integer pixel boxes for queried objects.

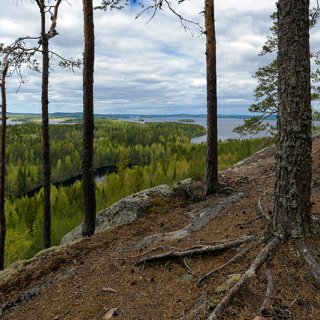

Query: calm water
[6,116,276,141]
[5,119,72,125]
[120,116,276,142]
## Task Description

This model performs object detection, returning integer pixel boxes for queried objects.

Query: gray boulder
[60,184,174,245]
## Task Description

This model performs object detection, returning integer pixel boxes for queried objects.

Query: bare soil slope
[1,139,320,320]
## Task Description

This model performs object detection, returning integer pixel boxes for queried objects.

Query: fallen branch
[136,235,256,265]
[206,237,280,320]
[298,240,320,287]
[198,242,257,286]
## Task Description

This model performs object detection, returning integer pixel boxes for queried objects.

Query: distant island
[178,119,196,123]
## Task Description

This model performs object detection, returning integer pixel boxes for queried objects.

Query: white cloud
[3,0,316,115]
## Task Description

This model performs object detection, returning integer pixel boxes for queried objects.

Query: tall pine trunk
[82,0,96,236]
[273,0,312,238]
[0,63,8,270]
[40,1,51,248]
[204,0,218,195]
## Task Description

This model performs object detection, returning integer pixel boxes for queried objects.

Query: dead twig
[198,242,257,286]
[135,0,203,35]
[136,235,256,265]
[101,287,117,293]
[206,237,280,320]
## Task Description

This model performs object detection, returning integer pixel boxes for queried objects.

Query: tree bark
[82,0,96,236]
[0,62,8,270]
[204,0,218,195]
[39,0,51,248]
[273,0,312,237]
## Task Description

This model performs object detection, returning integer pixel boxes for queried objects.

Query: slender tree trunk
[82,0,96,236]
[204,0,218,195]
[0,64,8,270]
[273,0,312,238]
[40,1,51,248]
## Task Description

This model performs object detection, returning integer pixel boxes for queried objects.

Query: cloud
[4,0,316,115]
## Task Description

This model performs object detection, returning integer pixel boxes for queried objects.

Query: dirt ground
[1,139,320,320]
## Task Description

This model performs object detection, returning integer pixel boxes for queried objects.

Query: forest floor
[1,139,320,320]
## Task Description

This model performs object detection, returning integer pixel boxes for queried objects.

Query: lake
[6,115,277,142]
[119,115,276,142]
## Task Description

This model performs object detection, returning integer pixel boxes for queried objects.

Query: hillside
[1,139,320,320]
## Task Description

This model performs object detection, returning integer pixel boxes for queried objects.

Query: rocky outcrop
[60,184,175,245]
[230,144,276,168]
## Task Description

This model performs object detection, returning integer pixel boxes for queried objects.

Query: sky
[1,0,319,115]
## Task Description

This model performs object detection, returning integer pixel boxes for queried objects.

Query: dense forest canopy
[3,119,270,266]
[5,120,205,196]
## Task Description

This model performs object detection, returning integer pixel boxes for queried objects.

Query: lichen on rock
[60,184,174,245]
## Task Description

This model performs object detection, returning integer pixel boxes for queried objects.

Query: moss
[145,195,180,216]
[206,297,221,311]
[214,273,242,293]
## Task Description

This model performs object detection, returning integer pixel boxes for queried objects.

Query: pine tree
[82,0,97,237]
[234,7,320,136]
[0,54,8,270]
[273,0,312,236]
[204,0,218,195]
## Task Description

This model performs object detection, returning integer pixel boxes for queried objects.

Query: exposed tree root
[197,242,257,286]
[257,190,270,222]
[135,245,176,258]
[298,240,320,287]
[136,235,256,265]
[183,258,199,277]
[238,190,270,229]
[254,269,291,320]
[206,237,280,320]
[238,215,262,228]
[121,192,244,253]
[180,236,320,319]
[257,303,292,320]
[259,269,274,314]
[180,292,207,320]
